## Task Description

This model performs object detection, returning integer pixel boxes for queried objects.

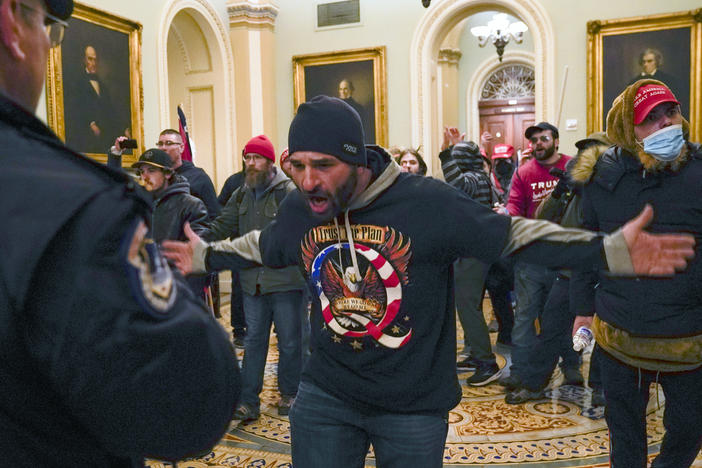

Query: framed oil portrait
[587,9,701,141]
[293,46,387,146]
[46,3,143,164]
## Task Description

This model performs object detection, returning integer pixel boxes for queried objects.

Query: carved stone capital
[227,1,279,28]
[438,47,462,66]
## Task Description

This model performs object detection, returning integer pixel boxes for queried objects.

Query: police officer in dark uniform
[0,0,240,465]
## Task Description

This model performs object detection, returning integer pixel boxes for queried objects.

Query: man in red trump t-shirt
[505,122,570,217]
[499,122,581,391]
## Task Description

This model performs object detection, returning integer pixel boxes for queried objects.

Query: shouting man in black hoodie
[163,95,695,468]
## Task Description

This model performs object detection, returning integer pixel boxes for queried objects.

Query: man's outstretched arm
[162,222,261,274]
[504,204,695,276]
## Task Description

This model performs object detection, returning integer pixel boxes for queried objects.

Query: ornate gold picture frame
[293,46,388,147]
[587,9,701,141]
[46,3,143,164]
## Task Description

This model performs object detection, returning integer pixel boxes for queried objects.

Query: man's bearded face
[244,154,273,188]
[289,152,359,221]
[530,130,557,162]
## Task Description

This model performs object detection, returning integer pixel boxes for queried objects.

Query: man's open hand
[162,222,200,275]
[622,205,695,276]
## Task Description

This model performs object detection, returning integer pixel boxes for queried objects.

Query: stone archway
[410,0,554,174]
[157,0,237,188]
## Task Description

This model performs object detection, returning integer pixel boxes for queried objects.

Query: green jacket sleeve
[202,186,242,241]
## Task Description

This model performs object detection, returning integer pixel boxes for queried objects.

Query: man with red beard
[201,135,305,421]
[163,96,695,468]
[498,122,583,393]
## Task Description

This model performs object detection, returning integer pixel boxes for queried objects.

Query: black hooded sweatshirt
[208,147,611,414]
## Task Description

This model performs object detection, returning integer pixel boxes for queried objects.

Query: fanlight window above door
[481,64,535,100]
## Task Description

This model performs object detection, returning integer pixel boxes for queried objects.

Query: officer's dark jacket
[0,93,240,466]
[175,160,221,220]
[152,175,209,243]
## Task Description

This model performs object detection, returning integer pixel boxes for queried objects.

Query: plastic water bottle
[572,326,594,352]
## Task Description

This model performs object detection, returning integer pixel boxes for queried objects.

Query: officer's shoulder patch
[123,219,177,317]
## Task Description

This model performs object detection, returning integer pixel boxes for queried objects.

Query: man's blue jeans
[240,290,303,409]
[290,381,448,468]
[510,263,555,374]
[511,264,578,379]
[454,258,495,366]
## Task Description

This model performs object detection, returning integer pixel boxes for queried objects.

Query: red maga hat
[633,84,679,125]
[492,143,514,159]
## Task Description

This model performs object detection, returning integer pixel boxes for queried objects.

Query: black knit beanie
[288,95,367,166]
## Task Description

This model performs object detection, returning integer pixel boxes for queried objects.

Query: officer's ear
[0,0,27,60]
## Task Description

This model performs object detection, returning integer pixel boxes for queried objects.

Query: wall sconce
[470,13,528,62]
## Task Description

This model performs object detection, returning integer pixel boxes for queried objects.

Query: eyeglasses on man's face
[243,153,268,164]
[529,135,553,144]
[18,2,68,48]
[156,140,182,148]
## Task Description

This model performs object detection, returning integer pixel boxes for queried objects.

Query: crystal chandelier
[470,13,528,62]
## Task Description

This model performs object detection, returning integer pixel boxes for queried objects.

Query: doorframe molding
[157,0,237,185]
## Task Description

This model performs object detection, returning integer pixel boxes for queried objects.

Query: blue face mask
[641,124,684,162]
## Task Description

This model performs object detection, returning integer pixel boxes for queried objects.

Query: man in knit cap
[571,79,702,467]
[164,95,695,468]
[200,134,305,421]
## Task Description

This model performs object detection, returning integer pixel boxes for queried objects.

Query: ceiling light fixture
[470,13,528,62]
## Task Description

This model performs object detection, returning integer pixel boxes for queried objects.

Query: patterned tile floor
[148,301,702,468]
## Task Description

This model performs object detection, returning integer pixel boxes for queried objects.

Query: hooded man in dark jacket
[439,127,504,385]
[133,148,210,299]
[571,80,702,467]
[163,95,695,468]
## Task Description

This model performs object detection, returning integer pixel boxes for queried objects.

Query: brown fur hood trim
[606,78,690,172]
[569,143,611,184]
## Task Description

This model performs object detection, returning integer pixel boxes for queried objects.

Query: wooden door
[514,113,535,155]
[481,114,512,156]
[479,98,535,161]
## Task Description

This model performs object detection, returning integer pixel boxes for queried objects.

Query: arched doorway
[475,60,535,160]
[158,0,236,189]
[410,0,555,174]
